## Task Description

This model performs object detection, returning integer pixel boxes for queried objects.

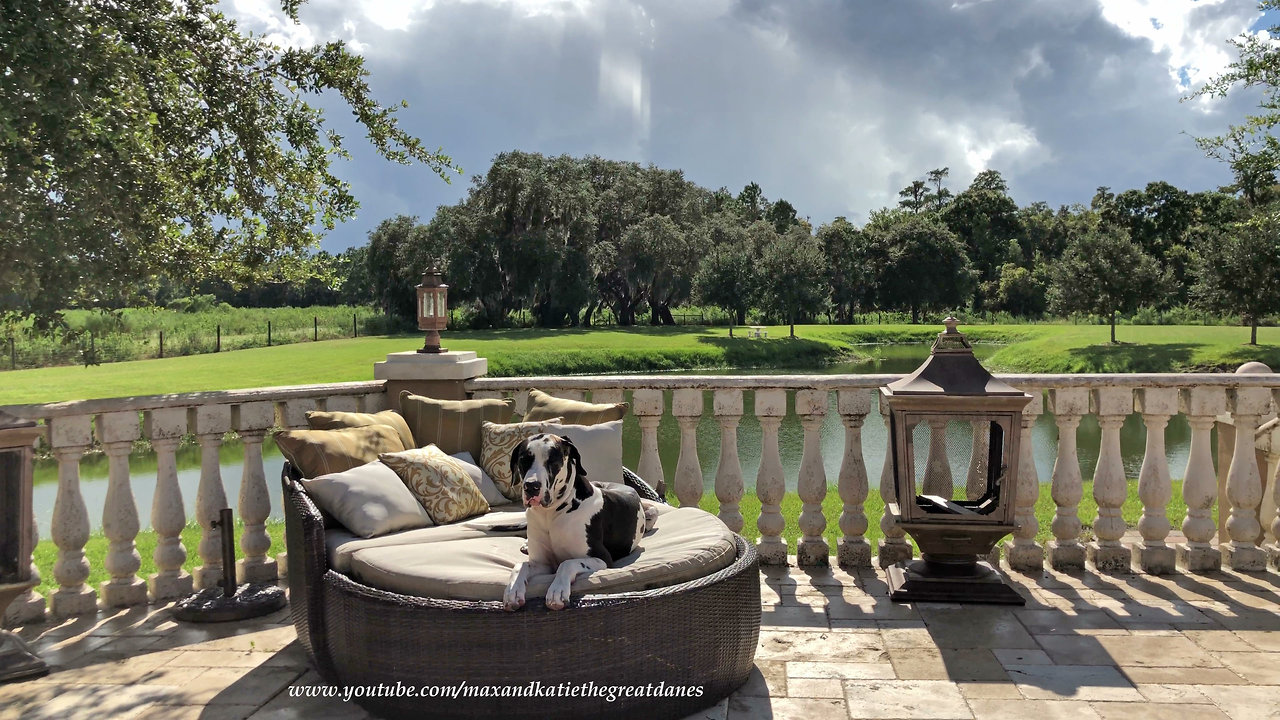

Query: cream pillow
[449,451,511,507]
[480,418,563,501]
[540,420,624,484]
[380,445,491,524]
[299,460,433,538]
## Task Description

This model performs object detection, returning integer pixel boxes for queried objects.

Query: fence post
[8,336,14,369]
[314,316,318,341]
[159,330,164,359]
[216,325,221,353]
[267,320,272,347]
[353,313,357,338]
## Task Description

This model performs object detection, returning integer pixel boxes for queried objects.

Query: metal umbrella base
[172,582,286,623]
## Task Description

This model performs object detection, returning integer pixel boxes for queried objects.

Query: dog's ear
[563,437,593,500]
[510,438,529,483]
[561,436,583,476]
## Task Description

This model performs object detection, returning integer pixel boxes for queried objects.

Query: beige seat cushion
[325,508,526,573]
[347,507,737,602]
[306,409,415,452]
[399,391,514,457]
[523,389,628,425]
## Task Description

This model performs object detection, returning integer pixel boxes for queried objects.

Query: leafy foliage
[1193,210,1280,344]
[1048,227,1165,342]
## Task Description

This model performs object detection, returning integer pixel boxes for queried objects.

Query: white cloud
[1097,0,1262,91]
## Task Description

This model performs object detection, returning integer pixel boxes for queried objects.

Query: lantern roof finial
[885,319,1024,396]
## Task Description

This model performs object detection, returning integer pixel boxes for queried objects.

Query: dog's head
[510,433,587,510]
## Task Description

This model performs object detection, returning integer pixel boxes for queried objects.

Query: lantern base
[0,631,46,683]
[887,559,1025,606]
[416,346,448,354]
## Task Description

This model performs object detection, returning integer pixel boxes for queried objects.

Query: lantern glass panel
[0,448,20,580]
[901,414,1009,518]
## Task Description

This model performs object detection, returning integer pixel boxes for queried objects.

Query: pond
[32,343,1199,535]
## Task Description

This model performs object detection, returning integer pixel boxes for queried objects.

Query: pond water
[32,343,1200,535]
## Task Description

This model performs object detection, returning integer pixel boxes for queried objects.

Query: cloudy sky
[226,0,1276,253]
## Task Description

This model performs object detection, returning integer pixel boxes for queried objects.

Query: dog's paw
[502,585,526,612]
[545,580,571,611]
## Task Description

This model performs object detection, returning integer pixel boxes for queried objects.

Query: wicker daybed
[282,463,762,720]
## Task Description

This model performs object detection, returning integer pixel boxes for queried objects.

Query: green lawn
[30,479,1188,596]
[2,323,1278,405]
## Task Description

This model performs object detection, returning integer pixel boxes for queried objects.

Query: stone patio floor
[2,559,1279,720]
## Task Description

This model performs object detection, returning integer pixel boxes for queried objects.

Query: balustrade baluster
[1223,387,1270,570]
[672,389,704,507]
[145,408,193,600]
[837,390,872,568]
[1047,388,1088,571]
[235,402,277,583]
[1177,388,1225,572]
[1004,388,1044,571]
[755,389,788,565]
[49,415,96,617]
[190,405,233,589]
[713,390,745,533]
[632,389,666,497]
[1087,387,1133,572]
[796,389,829,566]
[96,412,147,607]
[1135,388,1178,574]
[878,397,913,568]
[922,418,952,498]
[966,421,988,501]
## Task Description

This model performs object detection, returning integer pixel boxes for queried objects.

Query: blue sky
[225,0,1278,253]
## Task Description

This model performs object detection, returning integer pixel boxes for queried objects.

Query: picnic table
[747,326,768,339]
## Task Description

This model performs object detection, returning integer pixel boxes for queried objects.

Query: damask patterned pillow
[379,445,491,524]
[480,418,563,501]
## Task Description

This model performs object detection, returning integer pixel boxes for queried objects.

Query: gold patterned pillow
[379,445,491,524]
[480,418,563,501]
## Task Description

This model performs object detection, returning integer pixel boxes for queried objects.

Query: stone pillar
[374,350,489,402]
[190,404,232,590]
[1223,385,1270,571]
[1135,388,1178,574]
[1087,387,1133,573]
[49,415,96,617]
[0,413,46,626]
[95,412,147,608]
[234,402,277,583]
[713,390,745,533]
[755,389,788,566]
[796,389,829,566]
[1005,388,1044,571]
[878,397,913,568]
[965,421,989,501]
[145,408,192,601]
[1178,387,1225,572]
[672,389,703,508]
[921,418,953,498]
[632,389,666,497]
[837,390,872,569]
[1047,388,1088,571]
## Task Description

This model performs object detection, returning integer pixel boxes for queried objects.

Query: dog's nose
[523,479,540,494]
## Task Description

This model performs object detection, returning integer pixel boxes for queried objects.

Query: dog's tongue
[525,496,540,508]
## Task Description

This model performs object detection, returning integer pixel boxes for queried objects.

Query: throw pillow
[449,451,511,507]
[275,425,406,479]
[299,460,433,538]
[305,409,415,451]
[480,418,563,501]
[399,391,514,457]
[540,420,624,484]
[380,445,491,524]
[524,389,628,425]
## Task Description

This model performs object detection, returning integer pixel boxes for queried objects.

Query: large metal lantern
[881,318,1031,605]
[0,411,47,681]
[416,269,448,354]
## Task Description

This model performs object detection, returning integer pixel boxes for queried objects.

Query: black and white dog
[503,433,658,611]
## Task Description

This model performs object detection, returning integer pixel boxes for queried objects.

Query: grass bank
[3,323,1278,405]
[31,479,1187,596]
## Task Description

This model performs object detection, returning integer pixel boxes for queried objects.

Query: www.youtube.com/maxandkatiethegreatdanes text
[289,680,706,704]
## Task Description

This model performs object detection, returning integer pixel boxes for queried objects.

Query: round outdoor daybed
[282,463,761,720]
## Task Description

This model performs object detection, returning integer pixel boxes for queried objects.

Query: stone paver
[0,562,1276,720]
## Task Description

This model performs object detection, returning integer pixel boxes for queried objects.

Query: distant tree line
[318,150,1277,343]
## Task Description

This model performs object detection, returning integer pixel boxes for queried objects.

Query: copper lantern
[416,269,448,354]
[881,318,1031,605]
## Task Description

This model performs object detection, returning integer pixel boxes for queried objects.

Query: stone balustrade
[6,370,1280,625]
[1,381,386,624]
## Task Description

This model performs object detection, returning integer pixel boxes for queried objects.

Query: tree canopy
[0,0,456,325]
[1193,211,1280,345]
[1048,227,1164,343]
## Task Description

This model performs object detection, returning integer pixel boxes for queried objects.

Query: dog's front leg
[545,557,607,611]
[504,561,549,611]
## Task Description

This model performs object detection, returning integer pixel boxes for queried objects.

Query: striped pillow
[398,391,514,457]
[275,425,406,479]
[306,409,414,451]
[523,389,628,425]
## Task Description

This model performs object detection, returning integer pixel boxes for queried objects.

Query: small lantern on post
[881,318,1031,605]
[416,269,448,354]
[0,411,48,681]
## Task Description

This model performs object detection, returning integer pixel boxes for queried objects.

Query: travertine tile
[736,661,785,697]
[786,661,895,680]
[784,678,843,698]
[1089,701,1229,720]
[1005,665,1143,702]
[965,698,1101,720]
[1133,683,1212,703]
[728,695,847,720]
[756,630,887,662]
[1209,651,1280,684]
[843,679,972,719]
[992,648,1052,666]
[1091,635,1221,668]
[1194,684,1280,720]
[1120,666,1246,685]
